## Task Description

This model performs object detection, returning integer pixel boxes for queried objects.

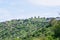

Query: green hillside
[0,17,60,40]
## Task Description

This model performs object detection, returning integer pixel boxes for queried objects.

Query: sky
[0,0,60,22]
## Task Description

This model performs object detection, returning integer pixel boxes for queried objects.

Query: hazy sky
[0,0,60,22]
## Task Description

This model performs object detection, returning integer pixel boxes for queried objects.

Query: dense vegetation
[0,17,60,40]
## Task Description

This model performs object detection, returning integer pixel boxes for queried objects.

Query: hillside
[0,17,60,40]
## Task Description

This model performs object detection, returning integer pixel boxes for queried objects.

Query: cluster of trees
[0,17,60,40]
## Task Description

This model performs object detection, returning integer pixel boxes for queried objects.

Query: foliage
[0,17,60,40]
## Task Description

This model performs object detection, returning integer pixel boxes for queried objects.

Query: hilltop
[0,17,60,40]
